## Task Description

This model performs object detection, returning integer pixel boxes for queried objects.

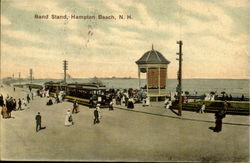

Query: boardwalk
[0,86,249,161]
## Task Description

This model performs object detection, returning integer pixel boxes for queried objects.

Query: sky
[1,0,249,79]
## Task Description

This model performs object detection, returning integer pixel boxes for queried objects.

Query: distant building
[136,45,170,101]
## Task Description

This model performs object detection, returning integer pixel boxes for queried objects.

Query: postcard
[0,0,249,162]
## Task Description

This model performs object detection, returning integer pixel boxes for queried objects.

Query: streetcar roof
[44,81,67,86]
[67,83,106,89]
[44,82,106,89]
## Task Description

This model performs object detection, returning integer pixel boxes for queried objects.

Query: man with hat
[35,112,42,132]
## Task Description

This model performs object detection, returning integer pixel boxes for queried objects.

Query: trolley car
[44,81,67,96]
[65,83,111,108]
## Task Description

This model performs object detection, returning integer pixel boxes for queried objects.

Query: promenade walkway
[0,86,249,162]
[114,102,249,126]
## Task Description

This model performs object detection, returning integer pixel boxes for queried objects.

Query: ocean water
[68,78,249,98]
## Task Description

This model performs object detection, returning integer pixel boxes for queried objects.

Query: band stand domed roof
[136,44,170,65]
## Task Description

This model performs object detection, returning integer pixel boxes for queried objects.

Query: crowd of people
[0,92,33,119]
[1,85,247,133]
[100,88,151,109]
[1,86,72,131]
[203,92,246,102]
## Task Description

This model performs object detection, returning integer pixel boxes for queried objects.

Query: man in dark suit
[93,108,100,124]
[27,94,30,103]
[35,112,42,132]
[17,98,21,110]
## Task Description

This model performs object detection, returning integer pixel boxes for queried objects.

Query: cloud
[10,0,79,31]
[1,42,59,60]
[67,26,145,52]
[10,0,64,13]
[176,0,249,46]
[108,27,141,38]
[1,16,11,26]
[104,1,125,13]
[221,0,250,8]
[2,29,44,43]
[178,0,232,34]
[1,0,249,79]
[67,34,86,46]
[103,0,166,32]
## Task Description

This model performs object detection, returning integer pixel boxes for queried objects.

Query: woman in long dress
[1,104,9,118]
[0,94,4,107]
[145,96,150,106]
[22,98,28,110]
[127,97,134,109]
[199,103,206,113]
[96,104,101,119]
[65,110,73,126]
[109,100,114,110]
[214,109,226,132]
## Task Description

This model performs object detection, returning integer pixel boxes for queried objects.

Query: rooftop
[136,44,170,65]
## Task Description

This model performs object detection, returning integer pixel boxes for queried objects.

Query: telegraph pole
[176,41,183,116]
[63,60,68,83]
[29,69,33,83]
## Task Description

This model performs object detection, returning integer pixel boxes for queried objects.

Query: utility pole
[29,69,33,83]
[19,72,21,84]
[63,60,68,83]
[176,40,183,116]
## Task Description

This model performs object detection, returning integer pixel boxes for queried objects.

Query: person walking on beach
[55,94,60,103]
[124,93,129,106]
[109,100,114,110]
[146,96,150,106]
[27,94,31,103]
[1,104,9,119]
[116,95,121,105]
[93,107,100,124]
[223,101,228,111]
[213,102,227,132]
[127,97,134,109]
[0,94,4,107]
[5,97,14,118]
[164,97,172,110]
[13,99,17,111]
[72,100,79,113]
[213,108,226,132]
[17,98,22,110]
[22,98,27,110]
[35,112,42,132]
[65,109,73,126]
[199,103,206,113]
[164,97,169,108]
